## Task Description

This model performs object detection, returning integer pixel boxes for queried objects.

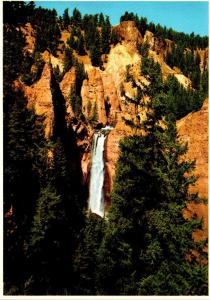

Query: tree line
[120,11,208,49]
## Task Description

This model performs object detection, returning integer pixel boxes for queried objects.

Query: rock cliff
[178,99,208,245]
[114,21,143,46]
[177,99,208,199]
[15,63,54,138]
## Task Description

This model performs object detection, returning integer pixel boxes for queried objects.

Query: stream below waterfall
[89,126,113,217]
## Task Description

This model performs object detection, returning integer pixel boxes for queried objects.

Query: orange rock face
[81,67,107,124]
[24,63,54,138]
[114,21,143,46]
[177,99,208,246]
[144,30,173,58]
[20,23,36,54]
[60,67,76,117]
[177,99,208,199]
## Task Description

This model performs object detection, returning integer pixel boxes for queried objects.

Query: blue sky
[34,1,209,36]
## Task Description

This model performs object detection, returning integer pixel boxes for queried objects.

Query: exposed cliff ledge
[20,22,36,54]
[14,63,54,138]
[114,21,143,46]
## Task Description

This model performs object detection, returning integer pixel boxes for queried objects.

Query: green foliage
[3,1,35,25]
[21,51,45,86]
[162,75,204,119]
[137,42,149,57]
[101,16,111,54]
[110,29,119,45]
[69,88,82,117]
[4,91,48,294]
[65,59,86,117]
[3,23,25,91]
[53,65,62,82]
[120,11,208,49]
[71,8,82,26]
[87,100,92,115]
[63,47,73,73]
[90,44,102,67]
[63,8,71,29]
[25,184,72,294]
[77,31,86,55]
[67,33,75,49]
[165,45,206,91]
[91,101,98,123]
[140,57,206,120]
[125,64,132,82]
[96,55,207,295]
[89,30,103,67]
[67,27,86,55]
[73,214,105,294]
[200,70,208,97]
[33,7,61,55]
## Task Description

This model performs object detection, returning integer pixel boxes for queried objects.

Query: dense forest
[3,1,208,295]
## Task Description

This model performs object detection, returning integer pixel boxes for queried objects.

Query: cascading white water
[89,126,112,217]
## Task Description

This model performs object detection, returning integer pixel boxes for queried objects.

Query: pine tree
[25,184,72,294]
[99,13,105,27]
[90,29,102,67]
[63,8,71,29]
[4,91,48,294]
[71,8,82,26]
[101,16,111,54]
[63,47,73,73]
[73,214,105,295]
[77,31,86,55]
[69,88,82,117]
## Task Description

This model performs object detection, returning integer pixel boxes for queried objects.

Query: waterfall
[89,126,112,217]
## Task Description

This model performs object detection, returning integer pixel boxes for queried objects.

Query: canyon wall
[14,20,208,239]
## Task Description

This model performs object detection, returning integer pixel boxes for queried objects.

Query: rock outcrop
[60,67,76,118]
[178,99,208,245]
[177,99,208,199]
[42,50,64,73]
[81,67,107,124]
[22,63,54,138]
[114,21,143,46]
[144,30,173,58]
[27,64,54,138]
[20,22,36,54]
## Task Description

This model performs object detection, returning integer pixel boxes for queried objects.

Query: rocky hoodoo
[114,21,143,46]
